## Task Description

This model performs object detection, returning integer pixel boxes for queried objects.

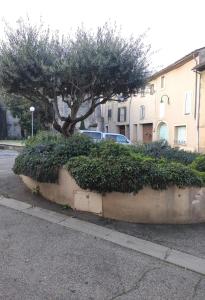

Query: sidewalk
[0,140,24,146]
[0,140,24,151]
[0,198,205,300]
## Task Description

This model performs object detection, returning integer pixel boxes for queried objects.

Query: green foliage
[66,155,145,193]
[14,135,204,193]
[133,140,199,165]
[25,131,65,147]
[0,19,150,136]
[91,140,131,159]
[13,134,94,182]
[66,155,202,193]
[0,91,53,138]
[191,155,205,172]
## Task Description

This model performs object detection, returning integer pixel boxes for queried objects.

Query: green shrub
[66,155,145,193]
[192,155,205,172]
[14,136,203,192]
[25,130,65,147]
[133,140,199,165]
[147,161,203,190]
[91,140,131,159]
[14,134,95,182]
[66,154,203,193]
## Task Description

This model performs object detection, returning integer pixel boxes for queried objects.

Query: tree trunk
[61,120,76,137]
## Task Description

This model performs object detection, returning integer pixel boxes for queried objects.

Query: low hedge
[13,134,95,182]
[66,155,203,193]
[191,155,205,172]
[14,134,205,193]
[25,130,65,147]
[133,140,199,165]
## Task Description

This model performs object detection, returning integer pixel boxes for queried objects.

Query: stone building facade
[0,102,21,139]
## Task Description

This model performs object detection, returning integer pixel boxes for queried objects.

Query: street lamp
[160,95,170,104]
[29,106,35,137]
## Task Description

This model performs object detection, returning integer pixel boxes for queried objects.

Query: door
[158,122,168,141]
[118,125,125,136]
[142,123,153,143]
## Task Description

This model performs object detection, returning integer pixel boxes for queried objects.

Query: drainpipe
[129,95,133,140]
[197,72,201,152]
[193,54,201,152]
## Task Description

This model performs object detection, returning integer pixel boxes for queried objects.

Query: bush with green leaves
[14,135,204,193]
[25,131,66,147]
[66,154,203,193]
[66,155,145,193]
[14,134,95,182]
[133,140,199,165]
[191,155,205,172]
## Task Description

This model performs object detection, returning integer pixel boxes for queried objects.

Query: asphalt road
[1,150,205,299]
[1,149,205,260]
[1,205,205,300]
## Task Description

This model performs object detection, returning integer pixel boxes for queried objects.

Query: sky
[0,0,204,71]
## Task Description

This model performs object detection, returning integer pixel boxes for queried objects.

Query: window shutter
[140,105,145,120]
[124,107,127,122]
[185,91,192,114]
[118,108,120,122]
[108,109,112,120]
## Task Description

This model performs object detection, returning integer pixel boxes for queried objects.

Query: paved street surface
[1,149,205,299]
[0,204,205,300]
[1,149,205,259]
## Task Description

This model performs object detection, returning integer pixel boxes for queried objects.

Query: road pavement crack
[109,267,160,300]
[164,248,172,260]
[192,277,202,299]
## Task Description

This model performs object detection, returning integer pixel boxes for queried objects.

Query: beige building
[101,47,205,152]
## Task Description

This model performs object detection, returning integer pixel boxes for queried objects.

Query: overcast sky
[0,0,204,71]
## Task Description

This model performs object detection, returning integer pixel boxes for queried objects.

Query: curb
[1,196,205,275]
[0,144,24,152]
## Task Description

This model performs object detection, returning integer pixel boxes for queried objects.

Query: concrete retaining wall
[20,169,205,224]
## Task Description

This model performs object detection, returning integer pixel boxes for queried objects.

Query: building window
[175,126,186,145]
[108,109,112,121]
[150,84,154,95]
[139,105,145,120]
[161,76,165,89]
[118,107,127,122]
[184,91,192,115]
[141,88,145,97]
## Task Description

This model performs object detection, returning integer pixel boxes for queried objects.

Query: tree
[0,90,53,137]
[0,19,150,136]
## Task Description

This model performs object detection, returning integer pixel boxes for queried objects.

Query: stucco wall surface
[21,169,205,224]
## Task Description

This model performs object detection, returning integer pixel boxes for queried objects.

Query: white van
[80,130,103,142]
[80,130,131,144]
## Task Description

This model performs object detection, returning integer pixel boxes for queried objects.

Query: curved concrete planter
[20,168,205,224]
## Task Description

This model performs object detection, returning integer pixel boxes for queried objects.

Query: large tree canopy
[0,20,150,136]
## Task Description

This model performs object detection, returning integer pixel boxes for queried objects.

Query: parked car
[80,130,131,144]
[80,130,103,142]
[102,133,131,144]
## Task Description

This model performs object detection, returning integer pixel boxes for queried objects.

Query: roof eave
[149,47,205,81]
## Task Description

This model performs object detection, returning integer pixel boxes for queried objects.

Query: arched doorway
[158,122,168,141]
